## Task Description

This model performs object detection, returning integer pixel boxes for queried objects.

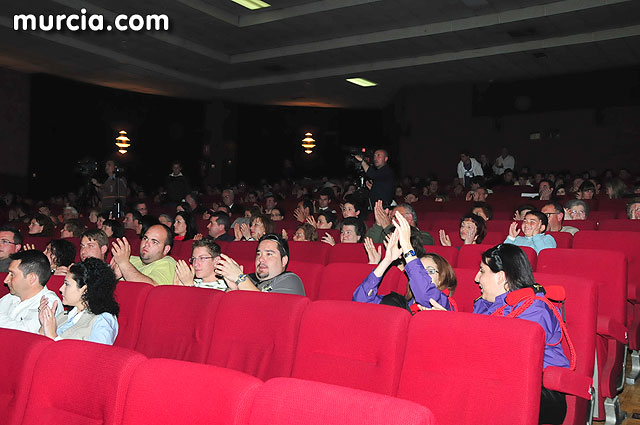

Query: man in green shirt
[111,224,176,286]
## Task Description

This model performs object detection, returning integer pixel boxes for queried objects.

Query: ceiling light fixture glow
[232,0,270,10]
[346,78,378,87]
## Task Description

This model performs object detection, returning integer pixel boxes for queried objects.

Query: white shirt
[493,155,515,175]
[0,286,63,333]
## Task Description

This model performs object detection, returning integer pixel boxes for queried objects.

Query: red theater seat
[135,286,223,362]
[327,242,371,263]
[563,220,598,230]
[534,274,597,425]
[0,330,52,425]
[226,241,259,261]
[424,245,458,267]
[292,300,410,395]
[598,219,640,232]
[21,340,146,425]
[316,263,403,301]
[397,311,544,425]
[537,248,627,421]
[21,236,51,252]
[207,291,309,380]
[121,359,262,425]
[286,260,324,300]
[573,231,640,365]
[450,268,480,313]
[0,272,8,297]
[547,231,573,248]
[287,241,330,264]
[249,378,436,425]
[458,244,536,270]
[113,280,153,350]
[481,231,509,245]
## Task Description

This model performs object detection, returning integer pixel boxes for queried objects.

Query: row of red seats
[113,289,551,424]
[0,328,436,425]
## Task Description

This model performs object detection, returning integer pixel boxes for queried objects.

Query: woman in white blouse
[38,258,119,345]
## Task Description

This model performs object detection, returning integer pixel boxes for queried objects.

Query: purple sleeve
[352,270,384,304]
[405,259,452,311]
[515,298,569,369]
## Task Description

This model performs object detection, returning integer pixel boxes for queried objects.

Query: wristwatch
[403,250,416,259]
[235,274,248,285]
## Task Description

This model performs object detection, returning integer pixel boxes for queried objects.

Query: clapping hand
[508,222,521,239]
[321,233,336,246]
[439,229,452,246]
[364,237,382,264]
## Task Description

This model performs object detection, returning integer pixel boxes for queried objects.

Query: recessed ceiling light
[346,78,377,87]
[232,0,270,10]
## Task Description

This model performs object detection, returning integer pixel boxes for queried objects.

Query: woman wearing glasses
[353,211,457,313]
[174,239,226,290]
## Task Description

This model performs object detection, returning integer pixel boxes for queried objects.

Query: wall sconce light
[115,130,131,154]
[301,132,316,154]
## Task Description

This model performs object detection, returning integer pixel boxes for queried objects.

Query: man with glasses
[215,234,305,296]
[504,210,556,254]
[541,202,579,235]
[0,225,22,273]
[110,224,176,286]
[174,239,226,290]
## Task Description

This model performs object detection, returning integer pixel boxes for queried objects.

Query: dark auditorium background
[1,61,640,197]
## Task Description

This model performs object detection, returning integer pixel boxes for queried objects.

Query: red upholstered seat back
[0,330,52,425]
[316,262,402,301]
[121,359,262,425]
[207,291,310,380]
[113,280,153,350]
[248,378,436,425]
[286,260,323,300]
[573,231,640,286]
[21,236,51,252]
[292,300,410,395]
[226,241,259,261]
[135,286,223,362]
[287,241,330,264]
[563,219,598,230]
[598,219,640,231]
[534,273,597,425]
[397,311,544,425]
[327,242,370,263]
[546,231,573,248]
[0,272,9,297]
[451,268,480,313]
[22,340,146,425]
[170,239,194,262]
[537,249,627,326]
[458,244,536,270]
[424,245,458,267]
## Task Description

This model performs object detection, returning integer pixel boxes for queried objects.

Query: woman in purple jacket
[353,211,456,313]
[431,243,569,424]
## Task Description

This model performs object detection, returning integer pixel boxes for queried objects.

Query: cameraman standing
[91,160,128,216]
[354,149,394,208]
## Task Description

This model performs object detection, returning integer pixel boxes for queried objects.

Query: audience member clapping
[440,214,487,246]
[38,258,119,345]
[174,238,226,290]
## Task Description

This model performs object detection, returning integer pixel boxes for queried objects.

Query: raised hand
[240,223,251,240]
[383,229,402,263]
[281,229,288,240]
[174,259,195,286]
[111,238,131,266]
[373,200,391,228]
[392,210,412,250]
[306,216,318,228]
[214,253,244,288]
[321,233,336,247]
[508,222,521,239]
[233,223,243,241]
[364,237,382,264]
[439,229,452,247]
[22,243,36,251]
[293,207,307,223]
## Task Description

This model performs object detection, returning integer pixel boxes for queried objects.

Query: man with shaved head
[110,224,176,286]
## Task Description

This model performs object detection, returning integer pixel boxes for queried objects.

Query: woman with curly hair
[37,258,120,345]
[43,239,76,276]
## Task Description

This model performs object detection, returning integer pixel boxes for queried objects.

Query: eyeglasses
[189,256,215,263]
[569,209,586,216]
[544,212,560,217]
[425,267,438,276]
[0,239,16,245]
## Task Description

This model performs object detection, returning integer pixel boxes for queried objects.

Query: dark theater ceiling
[1,0,639,107]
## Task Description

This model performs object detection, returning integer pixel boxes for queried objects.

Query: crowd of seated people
[2,159,640,424]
